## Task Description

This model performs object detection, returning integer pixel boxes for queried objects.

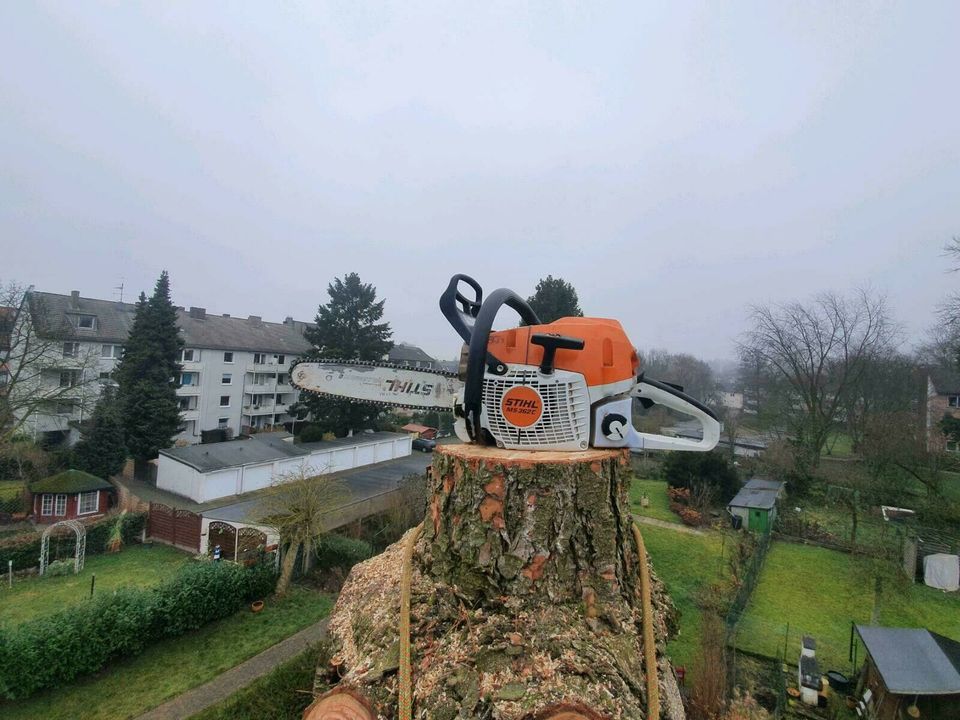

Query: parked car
[412,438,436,453]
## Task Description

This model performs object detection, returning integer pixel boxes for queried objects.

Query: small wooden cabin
[30,469,114,523]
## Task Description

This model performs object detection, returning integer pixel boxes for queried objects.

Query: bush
[313,533,373,572]
[662,451,739,504]
[678,508,703,527]
[0,511,146,571]
[297,424,326,443]
[0,559,274,700]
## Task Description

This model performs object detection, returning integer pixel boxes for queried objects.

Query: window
[78,491,99,515]
[221,373,232,385]
[223,351,234,363]
[948,440,959,453]
[179,349,199,362]
[219,395,230,407]
[100,344,123,359]
[59,369,81,387]
[71,314,96,330]
[277,373,287,385]
[56,401,76,415]
[177,396,197,411]
[254,353,266,364]
[950,396,960,408]
[41,494,53,516]
[62,342,80,358]
[177,372,197,386]
[55,494,67,515]
[275,354,285,365]
[218,417,229,429]
[98,371,116,385]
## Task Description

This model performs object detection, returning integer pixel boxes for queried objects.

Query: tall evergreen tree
[72,385,127,479]
[526,275,583,324]
[295,273,393,436]
[115,272,183,474]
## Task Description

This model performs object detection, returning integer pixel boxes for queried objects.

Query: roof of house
[159,432,409,473]
[401,423,434,433]
[744,478,786,493]
[927,367,960,395]
[857,626,960,695]
[388,344,436,364]
[27,291,314,354]
[727,485,779,511]
[30,469,114,494]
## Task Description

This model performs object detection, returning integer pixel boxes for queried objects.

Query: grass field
[821,433,855,458]
[193,645,323,720]
[641,523,728,669]
[736,541,960,671]
[0,544,191,625]
[629,478,678,523]
[0,587,333,720]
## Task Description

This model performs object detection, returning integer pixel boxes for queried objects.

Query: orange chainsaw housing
[486,317,639,388]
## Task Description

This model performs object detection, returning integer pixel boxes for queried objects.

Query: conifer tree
[526,275,583,323]
[72,385,127,479]
[115,271,183,474]
[295,273,393,436]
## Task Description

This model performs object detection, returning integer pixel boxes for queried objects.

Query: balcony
[179,409,200,421]
[246,363,285,374]
[176,385,201,395]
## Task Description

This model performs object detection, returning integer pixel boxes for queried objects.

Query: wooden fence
[147,502,202,552]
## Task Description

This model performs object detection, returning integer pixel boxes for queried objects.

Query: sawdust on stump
[312,445,686,720]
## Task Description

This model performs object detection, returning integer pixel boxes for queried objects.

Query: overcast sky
[2,2,958,361]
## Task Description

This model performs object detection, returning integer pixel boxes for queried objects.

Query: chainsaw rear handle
[630,378,721,451]
[463,287,541,442]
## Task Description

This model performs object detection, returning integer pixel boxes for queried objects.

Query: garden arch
[40,519,86,576]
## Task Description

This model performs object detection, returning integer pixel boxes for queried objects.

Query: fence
[724,529,772,633]
[147,502,202,552]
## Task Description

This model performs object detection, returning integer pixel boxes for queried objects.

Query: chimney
[284,316,293,325]
[222,313,230,318]
[189,307,206,320]
[247,315,262,324]
[70,290,80,307]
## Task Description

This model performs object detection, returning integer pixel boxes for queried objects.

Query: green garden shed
[727,478,784,532]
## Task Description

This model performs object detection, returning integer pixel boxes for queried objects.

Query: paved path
[135,619,328,720]
[633,514,707,536]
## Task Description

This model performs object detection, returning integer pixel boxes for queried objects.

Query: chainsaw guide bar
[290,359,460,413]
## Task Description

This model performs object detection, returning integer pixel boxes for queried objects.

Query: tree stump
[310,444,685,720]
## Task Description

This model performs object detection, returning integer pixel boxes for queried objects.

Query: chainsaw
[291,274,720,453]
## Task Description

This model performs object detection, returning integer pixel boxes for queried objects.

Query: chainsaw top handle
[463,287,541,443]
[439,274,484,345]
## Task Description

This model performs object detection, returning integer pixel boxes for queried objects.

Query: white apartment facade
[20,291,313,446]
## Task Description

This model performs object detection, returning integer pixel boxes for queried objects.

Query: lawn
[641,523,728,669]
[192,645,324,720]
[736,541,960,671]
[0,544,191,625]
[0,587,333,720]
[629,477,678,523]
[821,432,855,458]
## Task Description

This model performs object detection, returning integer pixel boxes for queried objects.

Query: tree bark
[310,445,685,720]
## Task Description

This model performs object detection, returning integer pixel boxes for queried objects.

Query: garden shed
[30,469,114,523]
[854,625,960,720]
[726,478,784,532]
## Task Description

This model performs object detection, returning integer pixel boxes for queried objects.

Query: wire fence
[724,529,772,633]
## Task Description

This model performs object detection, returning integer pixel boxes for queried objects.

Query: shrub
[297,424,326,443]
[43,558,75,577]
[0,511,146,571]
[678,508,703,527]
[314,533,373,572]
[0,560,273,700]
[662,451,739,503]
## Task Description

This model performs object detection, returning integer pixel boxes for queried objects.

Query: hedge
[0,512,146,571]
[314,533,373,572]
[0,559,276,700]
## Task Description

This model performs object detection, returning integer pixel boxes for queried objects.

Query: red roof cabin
[400,423,438,440]
[30,469,115,523]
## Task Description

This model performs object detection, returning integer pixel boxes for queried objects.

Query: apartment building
[21,290,313,445]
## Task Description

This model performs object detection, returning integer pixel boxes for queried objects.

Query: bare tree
[738,289,896,471]
[257,465,348,596]
[0,282,100,454]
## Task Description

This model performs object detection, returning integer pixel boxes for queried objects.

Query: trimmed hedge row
[0,512,146,571]
[314,533,373,572]
[0,560,275,700]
